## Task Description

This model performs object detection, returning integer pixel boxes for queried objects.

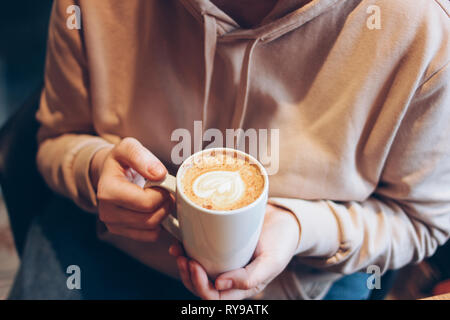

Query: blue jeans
[323,273,372,300]
[8,194,372,300]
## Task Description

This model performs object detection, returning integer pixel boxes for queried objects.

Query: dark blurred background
[0,0,53,299]
[0,0,53,125]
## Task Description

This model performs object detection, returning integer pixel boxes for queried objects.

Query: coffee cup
[144,147,269,277]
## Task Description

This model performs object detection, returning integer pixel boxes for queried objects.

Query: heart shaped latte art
[192,171,245,208]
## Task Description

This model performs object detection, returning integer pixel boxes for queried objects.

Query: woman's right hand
[89,137,172,242]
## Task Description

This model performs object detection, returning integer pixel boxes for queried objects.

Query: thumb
[114,137,167,181]
[215,256,274,291]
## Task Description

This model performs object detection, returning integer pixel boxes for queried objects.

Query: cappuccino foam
[182,152,265,211]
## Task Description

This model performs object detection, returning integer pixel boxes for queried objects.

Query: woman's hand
[90,137,172,242]
[170,204,301,300]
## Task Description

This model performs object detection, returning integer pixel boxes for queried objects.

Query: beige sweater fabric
[36,0,450,299]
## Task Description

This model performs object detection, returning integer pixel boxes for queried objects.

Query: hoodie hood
[179,0,341,137]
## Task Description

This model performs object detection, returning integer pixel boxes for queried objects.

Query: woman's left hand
[169,204,301,300]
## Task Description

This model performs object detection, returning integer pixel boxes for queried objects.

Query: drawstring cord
[230,38,260,142]
[201,14,260,146]
[201,14,217,135]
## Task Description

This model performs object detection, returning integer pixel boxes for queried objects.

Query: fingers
[97,169,169,212]
[189,261,219,300]
[177,256,195,293]
[173,254,270,300]
[97,139,170,213]
[99,199,172,229]
[113,137,167,181]
[174,255,219,300]
[95,137,173,243]
[215,255,273,291]
[212,256,273,300]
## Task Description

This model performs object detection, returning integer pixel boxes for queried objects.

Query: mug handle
[143,174,182,241]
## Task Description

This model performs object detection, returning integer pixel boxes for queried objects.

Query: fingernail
[216,279,232,290]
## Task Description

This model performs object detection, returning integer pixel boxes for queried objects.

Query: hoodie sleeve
[36,0,114,214]
[269,62,450,274]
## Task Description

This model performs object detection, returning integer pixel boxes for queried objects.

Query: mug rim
[175,147,269,216]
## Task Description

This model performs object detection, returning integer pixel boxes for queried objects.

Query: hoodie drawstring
[201,14,217,134]
[186,0,341,146]
[230,38,259,135]
[201,14,260,144]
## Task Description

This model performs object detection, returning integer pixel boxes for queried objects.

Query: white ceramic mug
[144,148,269,277]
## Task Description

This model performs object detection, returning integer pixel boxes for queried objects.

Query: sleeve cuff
[73,139,114,213]
[268,197,340,257]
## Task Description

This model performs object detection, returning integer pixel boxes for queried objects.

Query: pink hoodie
[36,0,450,299]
